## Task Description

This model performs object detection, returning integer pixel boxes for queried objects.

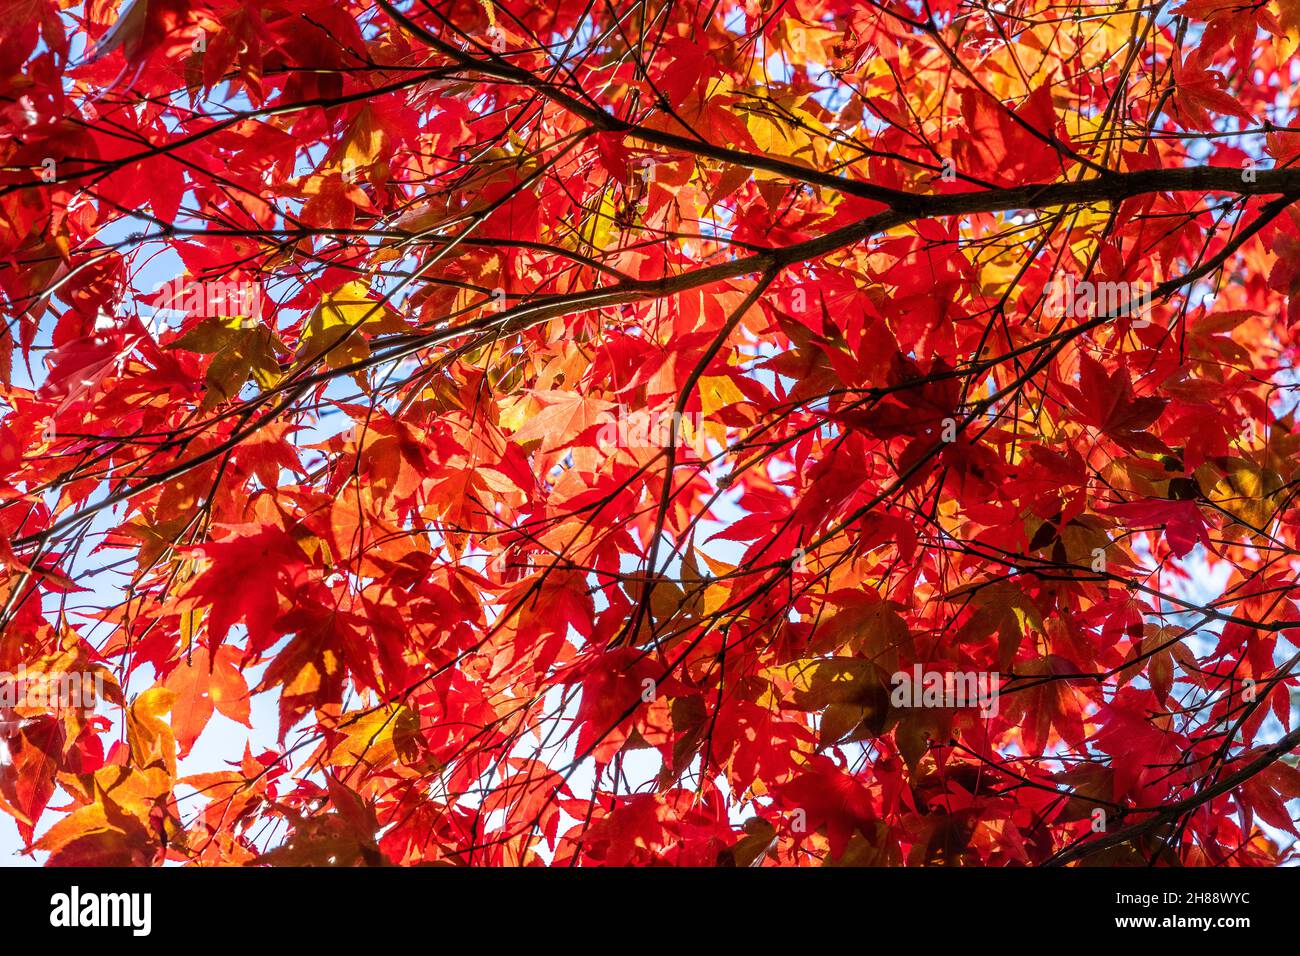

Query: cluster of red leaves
[1,0,1299,866]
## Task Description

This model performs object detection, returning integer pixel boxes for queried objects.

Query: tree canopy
[2,0,1300,866]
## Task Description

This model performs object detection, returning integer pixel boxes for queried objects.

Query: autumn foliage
[3,0,1300,867]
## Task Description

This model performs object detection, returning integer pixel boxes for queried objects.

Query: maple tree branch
[11,165,1298,555]
[1045,724,1300,866]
